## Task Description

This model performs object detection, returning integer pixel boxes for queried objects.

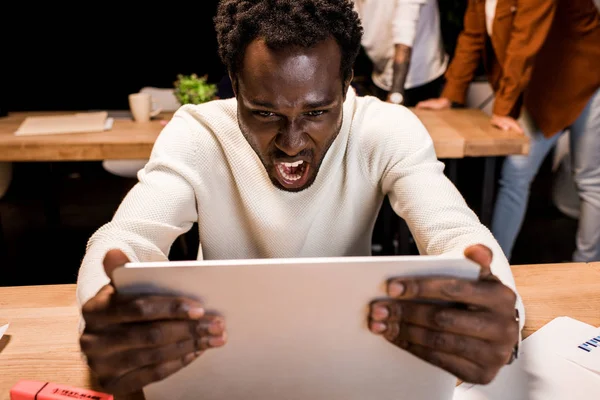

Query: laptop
[112,255,480,400]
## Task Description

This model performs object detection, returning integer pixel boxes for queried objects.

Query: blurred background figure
[352,0,448,107]
[494,0,600,262]
[418,0,600,262]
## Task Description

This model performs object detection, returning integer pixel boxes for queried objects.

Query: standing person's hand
[368,244,519,385]
[491,115,524,134]
[415,97,452,110]
[80,250,227,395]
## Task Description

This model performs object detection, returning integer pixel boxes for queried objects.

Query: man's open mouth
[274,160,311,189]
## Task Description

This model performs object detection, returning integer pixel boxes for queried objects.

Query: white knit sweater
[76,88,524,326]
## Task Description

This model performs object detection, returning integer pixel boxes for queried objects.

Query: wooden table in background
[0,262,597,400]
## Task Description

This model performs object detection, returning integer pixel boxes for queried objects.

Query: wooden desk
[0,262,598,400]
[0,109,528,162]
[0,112,165,162]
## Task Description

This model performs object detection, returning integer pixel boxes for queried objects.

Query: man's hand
[80,250,227,395]
[491,114,524,134]
[368,244,519,385]
[415,97,451,110]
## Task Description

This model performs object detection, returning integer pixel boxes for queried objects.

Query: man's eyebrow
[304,99,337,109]
[248,99,276,109]
[247,99,337,109]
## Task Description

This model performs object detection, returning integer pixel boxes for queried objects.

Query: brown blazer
[442,0,557,118]
[442,0,600,137]
[524,0,600,137]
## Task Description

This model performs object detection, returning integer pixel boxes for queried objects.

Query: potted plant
[174,73,218,105]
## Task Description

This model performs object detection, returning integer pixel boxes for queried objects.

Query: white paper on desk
[0,324,8,339]
[14,111,108,136]
[549,318,600,375]
[453,317,600,400]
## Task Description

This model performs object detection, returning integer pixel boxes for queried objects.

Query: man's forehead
[239,37,342,80]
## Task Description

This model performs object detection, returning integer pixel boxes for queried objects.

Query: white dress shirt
[353,0,449,91]
[485,0,498,35]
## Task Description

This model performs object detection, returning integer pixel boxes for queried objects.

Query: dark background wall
[3,1,469,113]
[5,2,225,112]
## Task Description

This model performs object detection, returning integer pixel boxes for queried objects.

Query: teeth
[277,164,302,182]
[282,160,304,168]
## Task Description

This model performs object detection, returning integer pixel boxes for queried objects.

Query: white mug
[129,92,163,122]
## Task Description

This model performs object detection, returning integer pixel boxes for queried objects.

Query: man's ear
[229,72,238,97]
[343,69,355,99]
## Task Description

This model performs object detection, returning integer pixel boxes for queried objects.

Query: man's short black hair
[214,0,363,84]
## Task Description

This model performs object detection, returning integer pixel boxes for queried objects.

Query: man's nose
[275,120,308,156]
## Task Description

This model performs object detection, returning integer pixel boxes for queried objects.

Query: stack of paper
[454,317,600,400]
[14,112,112,136]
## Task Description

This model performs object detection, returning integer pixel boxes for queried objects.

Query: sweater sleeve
[358,101,525,331]
[75,108,202,312]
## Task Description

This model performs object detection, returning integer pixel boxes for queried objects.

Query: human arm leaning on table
[75,111,227,395]
[386,0,427,103]
[358,100,524,384]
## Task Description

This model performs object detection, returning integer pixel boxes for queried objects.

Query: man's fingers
[386,276,516,311]
[83,293,206,327]
[89,339,200,378]
[98,351,202,395]
[508,120,524,134]
[491,116,524,135]
[463,244,495,280]
[103,249,131,281]
[81,316,225,355]
[393,324,512,368]
[401,342,500,385]
[369,301,518,342]
[88,328,226,379]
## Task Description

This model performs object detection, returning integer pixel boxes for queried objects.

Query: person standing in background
[418,0,600,262]
[353,0,448,107]
[493,0,600,262]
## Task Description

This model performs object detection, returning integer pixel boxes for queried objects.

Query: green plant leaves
[174,73,218,105]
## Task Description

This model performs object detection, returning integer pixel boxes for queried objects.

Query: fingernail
[208,319,224,335]
[209,335,226,348]
[183,352,197,364]
[187,307,205,319]
[371,305,389,320]
[388,281,405,297]
[370,322,387,334]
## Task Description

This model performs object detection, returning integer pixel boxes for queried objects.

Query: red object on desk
[10,380,113,400]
